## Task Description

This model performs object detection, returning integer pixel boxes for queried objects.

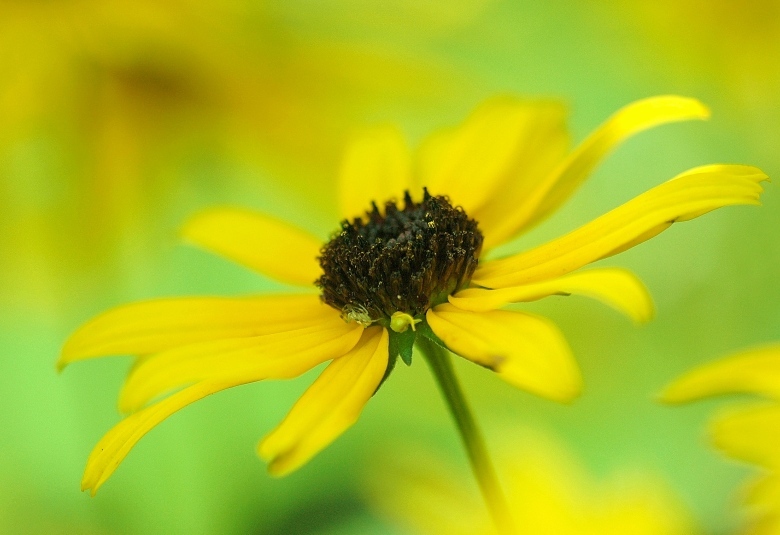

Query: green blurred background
[1,1,778,533]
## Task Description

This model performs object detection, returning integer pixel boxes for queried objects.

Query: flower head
[661,344,780,534]
[60,95,767,494]
[317,189,483,325]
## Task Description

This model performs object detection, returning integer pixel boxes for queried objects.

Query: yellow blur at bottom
[370,430,698,535]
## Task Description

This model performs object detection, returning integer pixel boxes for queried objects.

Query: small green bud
[390,311,422,333]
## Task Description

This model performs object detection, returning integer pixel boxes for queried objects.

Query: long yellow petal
[119,318,364,413]
[82,325,365,495]
[338,126,414,220]
[710,404,780,469]
[419,97,568,240]
[474,165,767,288]
[82,378,255,496]
[660,344,780,404]
[258,327,388,476]
[181,207,322,286]
[474,113,569,251]
[489,96,711,244]
[450,268,654,323]
[426,304,581,402]
[59,294,328,368]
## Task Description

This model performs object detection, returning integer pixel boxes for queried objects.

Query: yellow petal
[426,304,581,402]
[59,294,327,368]
[710,404,780,470]
[82,377,249,496]
[258,327,388,476]
[493,96,711,241]
[475,115,570,251]
[82,322,364,495]
[450,268,653,323]
[338,126,414,220]
[119,316,364,413]
[419,97,568,241]
[660,344,780,404]
[474,165,767,288]
[422,97,564,213]
[181,207,322,286]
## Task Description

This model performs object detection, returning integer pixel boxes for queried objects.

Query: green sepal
[388,327,416,366]
[373,352,398,395]
[373,327,417,396]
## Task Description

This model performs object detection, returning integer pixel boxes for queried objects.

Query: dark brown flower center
[316,189,483,326]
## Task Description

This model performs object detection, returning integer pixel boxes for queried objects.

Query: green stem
[417,336,515,535]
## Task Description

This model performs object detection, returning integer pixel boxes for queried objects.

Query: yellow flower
[661,344,780,534]
[369,432,698,535]
[60,95,767,495]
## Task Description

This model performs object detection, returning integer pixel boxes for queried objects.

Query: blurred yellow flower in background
[662,345,780,535]
[0,0,472,309]
[59,94,766,498]
[610,0,780,101]
[369,431,698,535]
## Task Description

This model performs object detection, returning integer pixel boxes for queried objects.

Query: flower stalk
[417,335,515,535]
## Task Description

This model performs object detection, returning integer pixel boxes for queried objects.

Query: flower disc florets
[317,189,483,326]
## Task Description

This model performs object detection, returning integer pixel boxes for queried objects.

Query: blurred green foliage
[1,1,777,533]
